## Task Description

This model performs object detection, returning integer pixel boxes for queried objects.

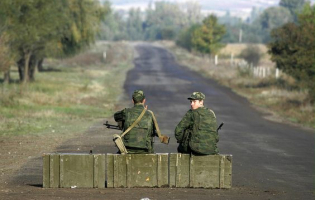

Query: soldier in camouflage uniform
[114,90,158,154]
[175,92,219,155]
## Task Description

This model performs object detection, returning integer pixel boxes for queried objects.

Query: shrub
[239,44,263,66]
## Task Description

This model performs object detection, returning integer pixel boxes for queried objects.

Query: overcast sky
[108,0,314,19]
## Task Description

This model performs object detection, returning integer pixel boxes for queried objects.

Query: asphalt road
[123,43,315,199]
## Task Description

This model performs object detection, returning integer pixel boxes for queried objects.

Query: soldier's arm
[175,110,192,142]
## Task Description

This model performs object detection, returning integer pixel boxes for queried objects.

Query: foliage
[144,1,186,40]
[100,1,203,41]
[219,0,308,44]
[257,6,294,42]
[0,0,106,83]
[0,34,15,72]
[126,8,144,40]
[191,15,226,55]
[176,25,200,51]
[99,5,128,41]
[240,45,263,66]
[268,3,315,102]
[279,0,307,21]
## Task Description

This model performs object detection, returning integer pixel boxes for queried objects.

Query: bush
[239,44,262,66]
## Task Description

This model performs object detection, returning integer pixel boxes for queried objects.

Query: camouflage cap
[132,90,145,101]
[187,92,205,100]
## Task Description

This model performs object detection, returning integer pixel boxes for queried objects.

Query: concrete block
[169,154,232,188]
[106,153,169,188]
[43,153,105,188]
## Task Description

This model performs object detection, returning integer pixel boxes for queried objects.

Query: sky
[108,0,315,19]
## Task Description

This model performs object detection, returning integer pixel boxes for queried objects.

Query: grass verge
[0,41,134,136]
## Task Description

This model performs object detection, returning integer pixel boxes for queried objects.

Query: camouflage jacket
[175,106,219,155]
[114,104,157,153]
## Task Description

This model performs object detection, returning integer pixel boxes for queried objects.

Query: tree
[126,8,144,40]
[191,15,226,55]
[268,3,315,102]
[0,33,15,83]
[258,6,294,42]
[176,24,200,51]
[144,1,186,40]
[279,0,306,21]
[0,0,105,83]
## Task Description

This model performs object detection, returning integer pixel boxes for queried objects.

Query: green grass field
[0,41,134,136]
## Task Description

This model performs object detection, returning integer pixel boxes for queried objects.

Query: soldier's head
[132,90,146,104]
[188,92,205,110]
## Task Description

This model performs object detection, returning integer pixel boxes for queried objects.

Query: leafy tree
[181,1,203,25]
[191,15,226,55]
[99,8,128,41]
[144,2,186,40]
[268,3,315,102]
[126,8,144,40]
[257,6,294,42]
[279,0,306,21]
[0,0,105,83]
[176,24,200,51]
[0,33,16,83]
[59,0,106,57]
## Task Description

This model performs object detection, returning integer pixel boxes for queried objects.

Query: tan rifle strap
[120,107,146,138]
[147,110,163,141]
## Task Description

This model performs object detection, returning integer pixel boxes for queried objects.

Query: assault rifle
[104,121,121,130]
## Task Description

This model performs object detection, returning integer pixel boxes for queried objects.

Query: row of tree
[99,1,203,41]
[221,0,308,43]
[268,3,315,102]
[0,0,107,83]
[100,0,309,45]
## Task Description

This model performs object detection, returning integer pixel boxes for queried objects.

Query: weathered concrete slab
[106,153,169,188]
[43,154,105,188]
[169,153,232,189]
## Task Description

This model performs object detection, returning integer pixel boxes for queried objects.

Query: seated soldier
[114,90,159,154]
[175,92,219,155]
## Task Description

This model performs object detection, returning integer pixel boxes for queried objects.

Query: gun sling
[147,110,170,144]
[113,108,147,154]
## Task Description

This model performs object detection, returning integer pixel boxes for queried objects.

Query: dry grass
[161,41,314,129]
[0,41,135,136]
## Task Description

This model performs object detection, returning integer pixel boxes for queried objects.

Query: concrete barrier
[169,154,232,188]
[43,153,105,188]
[107,153,169,188]
[43,153,232,189]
